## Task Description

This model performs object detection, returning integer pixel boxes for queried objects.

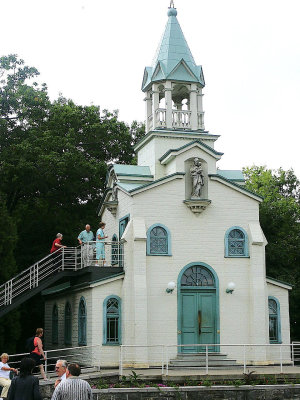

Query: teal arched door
[178,263,219,353]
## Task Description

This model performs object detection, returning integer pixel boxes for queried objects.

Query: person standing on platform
[78,224,94,266]
[50,233,67,271]
[96,222,108,266]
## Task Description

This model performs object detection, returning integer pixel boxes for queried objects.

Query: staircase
[169,353,238,369]
[0,242,124,318]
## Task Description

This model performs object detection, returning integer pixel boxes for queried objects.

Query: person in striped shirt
[51,363,92,400]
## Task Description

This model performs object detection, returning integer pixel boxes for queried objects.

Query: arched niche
[185,157,208,200]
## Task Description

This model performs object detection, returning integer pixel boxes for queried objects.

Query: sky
[1,0,300,176]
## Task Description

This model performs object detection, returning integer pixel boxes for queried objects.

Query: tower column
[197,89,205,130]
[152,84,160,129]
[190,83,198,130]
[145,92,152,132]
[165,81,173,129]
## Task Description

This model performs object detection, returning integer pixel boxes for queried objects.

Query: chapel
[41,4,292,367]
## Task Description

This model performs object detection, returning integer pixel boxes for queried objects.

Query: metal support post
[205,345,209,375]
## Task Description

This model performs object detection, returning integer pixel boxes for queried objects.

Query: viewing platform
[0,241,124,318]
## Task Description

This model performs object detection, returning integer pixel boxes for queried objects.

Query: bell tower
[142,4,205,133]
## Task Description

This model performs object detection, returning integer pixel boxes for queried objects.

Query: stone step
[169,360,237,367]
[175,353,230,361]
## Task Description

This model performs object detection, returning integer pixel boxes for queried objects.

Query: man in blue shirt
[78,224,94,266]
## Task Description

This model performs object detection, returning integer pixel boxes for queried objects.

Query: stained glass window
[181,265,215,287]
[105,297,121,344]
[64,302,72,345]
[52,305,58,344]
[150,226,168,255]
[111,235,118,265]
[228,229,245,256]
[269,298,280,343]
[78,297,87,346]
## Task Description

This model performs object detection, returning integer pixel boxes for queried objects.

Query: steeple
[142,6,205,133]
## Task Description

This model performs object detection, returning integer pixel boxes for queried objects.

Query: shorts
[29,352,43,366]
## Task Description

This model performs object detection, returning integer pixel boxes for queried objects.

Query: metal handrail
[0,241,125,309]
[0,246,82,308]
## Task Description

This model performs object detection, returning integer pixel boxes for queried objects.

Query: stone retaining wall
[40,384,300,400]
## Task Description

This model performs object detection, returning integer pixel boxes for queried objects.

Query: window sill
[224,255,250,258]
[102,343,121,346]
[146,254,172,257]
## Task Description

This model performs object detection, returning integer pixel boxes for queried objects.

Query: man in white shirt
[51,363,92,400]
[54,360,67,388]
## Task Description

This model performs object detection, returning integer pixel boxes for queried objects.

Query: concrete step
[169,360,237,367]
[175,353,230,361]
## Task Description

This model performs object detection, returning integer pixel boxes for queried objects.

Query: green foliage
[244,166,300,339]
[243,370,256,385]
[0,54,143,351]
[202,378,212,387]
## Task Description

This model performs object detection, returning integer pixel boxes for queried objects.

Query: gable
[166,60,199,82]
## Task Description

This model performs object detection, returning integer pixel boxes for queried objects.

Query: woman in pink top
[29,328,47,380]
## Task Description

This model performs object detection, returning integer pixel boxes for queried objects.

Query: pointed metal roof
[142,7,205,91]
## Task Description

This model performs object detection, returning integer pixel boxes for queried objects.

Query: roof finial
[168,0,177,16]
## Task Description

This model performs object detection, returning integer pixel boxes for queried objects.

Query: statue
[190,158,204,198]
[111,180,118,201]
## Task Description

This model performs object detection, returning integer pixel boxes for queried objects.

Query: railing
[0,247,82,308]
[84,241,124,268]
[7,344,104,376]
[5,342,299,378]
[119,343,295,376]
[0,241,124,310]
[155,108,166,128]
[172,110,191,129]
[292,341,300,364]
[198,111,205,130]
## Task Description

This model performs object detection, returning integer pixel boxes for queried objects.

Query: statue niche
[190,157,204,198]
[184,157,211,215]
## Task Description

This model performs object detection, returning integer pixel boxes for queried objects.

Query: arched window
[78,297,87,346]
[103,296,121,345]
[52,304,58,344]
[64,302,72,345]
[181,265,215,287]
[146,224,171,256]
[111,234,118,266]
[225,227,249,257]
[268,297,281,343]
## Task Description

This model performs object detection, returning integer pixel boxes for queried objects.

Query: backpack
[25,336,35,353]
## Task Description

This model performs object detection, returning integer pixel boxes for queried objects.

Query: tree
[244,166,300,340]
[0,192,20,353]
[0,55,143,350]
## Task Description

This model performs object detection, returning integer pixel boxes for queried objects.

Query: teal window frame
[111,234,119,266]
[52,304,58,344]
[225,226,249,258]
[78,297,87,346]
[146,223,172,256]
[119,214,130,239]
[103,295,121,345]
[268,296,282,344]
[64,301,72,345]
